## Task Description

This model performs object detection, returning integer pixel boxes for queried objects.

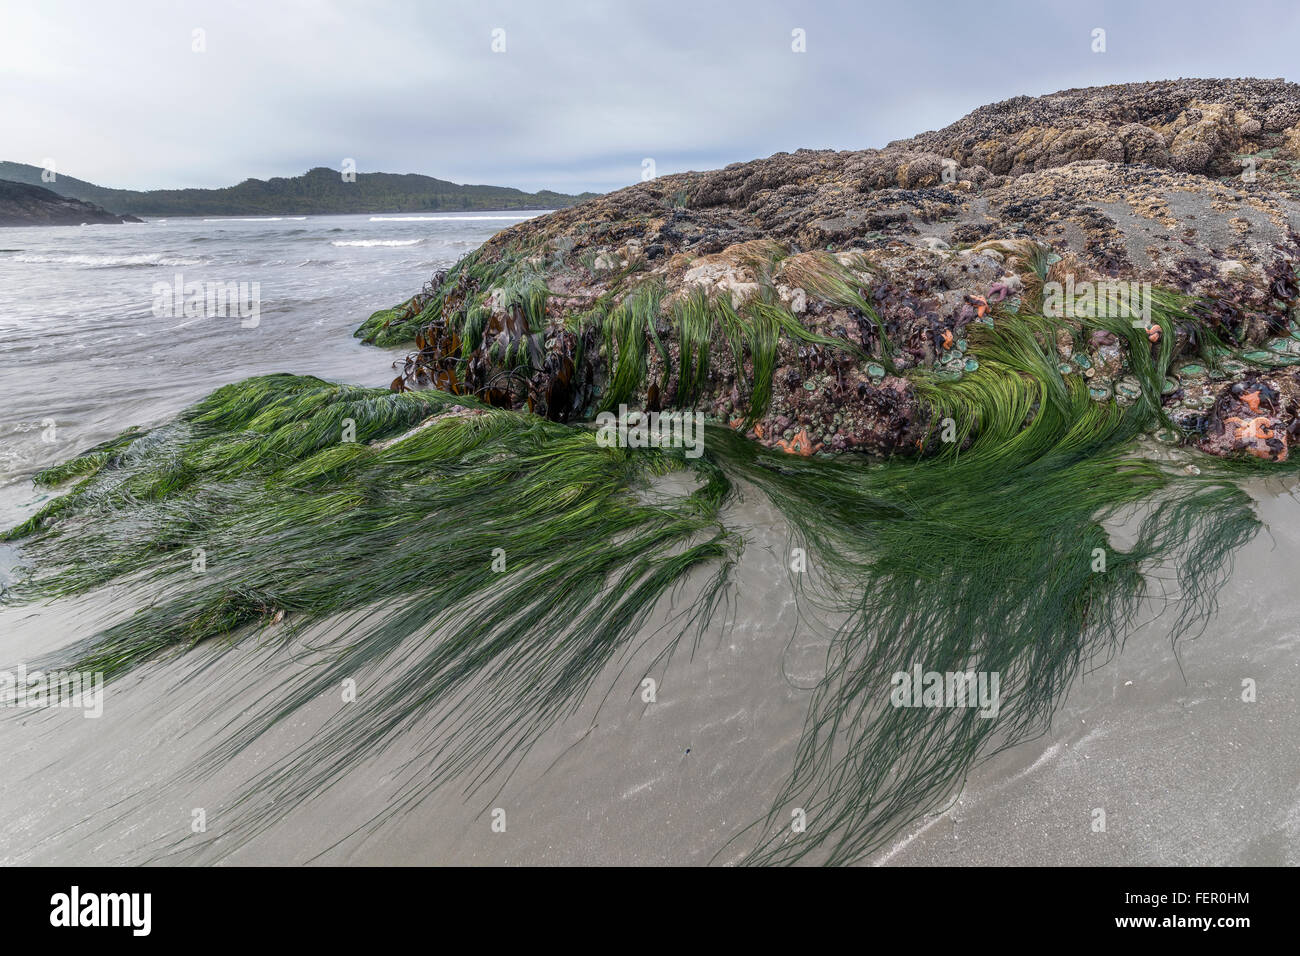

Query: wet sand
[1,475,1296,866]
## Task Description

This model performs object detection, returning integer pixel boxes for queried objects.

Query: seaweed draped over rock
[357,78,1300,462]
[10,79,1300,864]
[361,232,1300,461]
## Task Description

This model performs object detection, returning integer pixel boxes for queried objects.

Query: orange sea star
[775,428,821,456]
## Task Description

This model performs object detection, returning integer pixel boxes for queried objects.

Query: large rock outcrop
[0,179,140,226]
[360,78,1300,461]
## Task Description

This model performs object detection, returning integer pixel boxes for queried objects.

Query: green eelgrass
[739,291,866,425]
[354,249,526,347]
[597,282,663,412]
[4,298,1291,864]
[673,288,715,408]
[715,345,1262,864]
[29,426,143,488]
[777,251,890,355]
[668,286,860,422]
[8,375,736,676]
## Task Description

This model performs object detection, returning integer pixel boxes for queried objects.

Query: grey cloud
[2,0,1297,194]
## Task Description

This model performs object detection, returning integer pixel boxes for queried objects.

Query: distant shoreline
[0,179,141,227]
[0,207,552,230]
[0,161,599,221]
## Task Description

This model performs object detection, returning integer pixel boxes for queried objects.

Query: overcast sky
[3,0,1299,195]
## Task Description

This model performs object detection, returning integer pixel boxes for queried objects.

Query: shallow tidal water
[0,212,537,528]
[0,216,1297,865]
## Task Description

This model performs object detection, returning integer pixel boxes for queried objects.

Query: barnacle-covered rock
[360,79,1300,463]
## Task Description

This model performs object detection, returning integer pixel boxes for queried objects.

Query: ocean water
[0,212,538,528]
[0,215,1298,865]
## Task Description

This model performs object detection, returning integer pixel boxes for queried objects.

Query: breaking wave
[330,239,423,247]
[10,253,206,267]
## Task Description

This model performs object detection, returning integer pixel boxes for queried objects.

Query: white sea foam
[367,214,540,221]
[330,239,423,247]
[202,217,309,222]
[10,253,206,267]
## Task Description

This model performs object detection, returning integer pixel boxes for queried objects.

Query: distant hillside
[0,162,600,218]
[0,179,142,227]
